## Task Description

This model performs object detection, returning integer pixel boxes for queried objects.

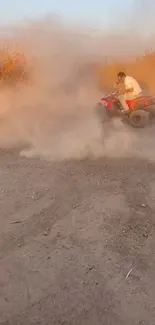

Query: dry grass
[97,51,155,94]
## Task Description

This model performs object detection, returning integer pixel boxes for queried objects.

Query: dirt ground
[0,134,155,324]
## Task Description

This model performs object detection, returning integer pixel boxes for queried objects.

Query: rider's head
[117,71,126,83]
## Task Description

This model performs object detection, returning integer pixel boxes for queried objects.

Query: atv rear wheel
[129,109,149,128]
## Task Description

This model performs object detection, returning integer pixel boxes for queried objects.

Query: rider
[114,72,142,113]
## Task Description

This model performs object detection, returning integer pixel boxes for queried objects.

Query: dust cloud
[0,17,150,161]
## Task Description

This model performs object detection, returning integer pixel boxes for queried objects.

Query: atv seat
[126,95,153,111]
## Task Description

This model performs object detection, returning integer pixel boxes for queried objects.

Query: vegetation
[96,51,155,94]
[0,48,26,84]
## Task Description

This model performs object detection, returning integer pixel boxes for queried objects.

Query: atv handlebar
[104,92,118,98]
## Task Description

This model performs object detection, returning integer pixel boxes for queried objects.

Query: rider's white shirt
[124,76,142,98]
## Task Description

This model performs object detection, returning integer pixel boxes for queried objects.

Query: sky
[0,0,154,38]
[0,0,134,27]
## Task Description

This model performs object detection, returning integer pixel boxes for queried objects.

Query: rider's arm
[124,87,134,93]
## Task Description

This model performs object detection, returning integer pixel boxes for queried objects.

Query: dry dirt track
[0,141,155,324]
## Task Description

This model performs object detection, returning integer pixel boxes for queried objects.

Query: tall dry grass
[97,51,155,94]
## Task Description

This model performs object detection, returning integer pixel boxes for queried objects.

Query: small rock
[143,232,148,238]
[43,232,48,236]
[141,203,146,208]
[29,255,34,259]
[86,265,95,273]
[31,195,38,200]
[4,297,9,302]
[43,228,50,236]
[72,205,78,209]
[10,221,22,224]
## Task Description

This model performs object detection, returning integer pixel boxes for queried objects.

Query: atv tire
[129,109,149,128]
[95,103,110,123]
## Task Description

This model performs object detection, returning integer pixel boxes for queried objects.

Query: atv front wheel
[95,103,110,123]
[129,109,149,128]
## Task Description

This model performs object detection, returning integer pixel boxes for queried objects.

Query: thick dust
[0,18,152,161]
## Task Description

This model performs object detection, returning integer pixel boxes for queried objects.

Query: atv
[97,93,155,128]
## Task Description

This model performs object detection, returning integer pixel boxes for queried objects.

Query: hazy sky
[0,0,134,26]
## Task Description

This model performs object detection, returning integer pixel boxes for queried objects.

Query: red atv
[98,93,155,128]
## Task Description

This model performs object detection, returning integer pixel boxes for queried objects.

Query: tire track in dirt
[1,152,155,324]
